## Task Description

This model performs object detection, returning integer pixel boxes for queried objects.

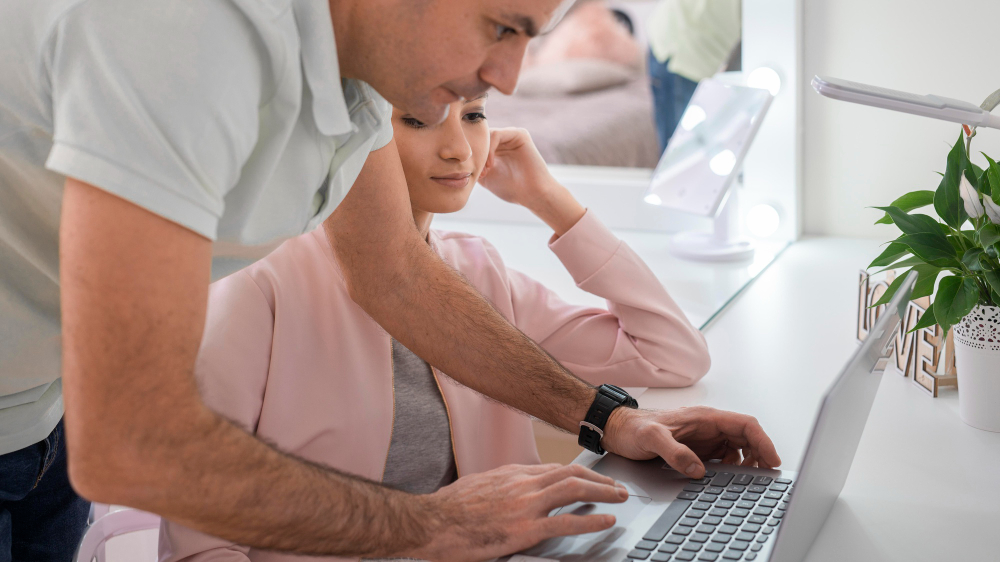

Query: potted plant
[868,127,1000,432]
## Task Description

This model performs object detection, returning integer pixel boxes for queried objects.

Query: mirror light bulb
[746,203,781,238]
[679,105,707,131]
[709,150,736,176]
[748,67,781,96]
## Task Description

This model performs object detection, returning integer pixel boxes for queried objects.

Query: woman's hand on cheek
[479,128,586,238]
[478,128,560,208]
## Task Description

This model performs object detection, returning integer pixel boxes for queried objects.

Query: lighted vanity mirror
[645,80,772,218]
[443,0,800,330]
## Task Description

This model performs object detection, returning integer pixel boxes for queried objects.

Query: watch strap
[578,384,637,454]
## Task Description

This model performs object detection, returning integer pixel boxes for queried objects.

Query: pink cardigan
[158,211,710,562]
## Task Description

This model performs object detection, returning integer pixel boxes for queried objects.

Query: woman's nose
[438,123,473,162]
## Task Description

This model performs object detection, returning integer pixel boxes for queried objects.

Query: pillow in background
[528,1,643,70]
[516,58,636,97]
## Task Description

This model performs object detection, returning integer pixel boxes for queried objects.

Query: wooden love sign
[857,270,958,397]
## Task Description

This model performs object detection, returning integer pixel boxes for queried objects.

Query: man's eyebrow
[502,13,539,38]
[466,93,489,102]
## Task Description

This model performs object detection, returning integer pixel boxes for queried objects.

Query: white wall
[803,0,1000,238]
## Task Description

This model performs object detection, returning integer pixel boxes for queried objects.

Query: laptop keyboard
[625,470,794,561]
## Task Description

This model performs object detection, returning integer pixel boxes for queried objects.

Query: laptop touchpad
[520,495,652,559]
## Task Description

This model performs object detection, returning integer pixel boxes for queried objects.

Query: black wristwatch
[578,384,638,455]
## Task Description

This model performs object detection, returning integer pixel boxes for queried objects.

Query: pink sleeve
[192,271,274,432]
[159,270,274,562]
[505,211,711,388]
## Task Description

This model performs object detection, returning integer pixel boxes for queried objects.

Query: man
[647,0,742,150]
[0,0,780,560]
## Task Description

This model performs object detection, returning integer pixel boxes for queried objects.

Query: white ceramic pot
[953,305,1000,432]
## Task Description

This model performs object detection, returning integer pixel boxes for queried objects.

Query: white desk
[572,238,1000,561]
[434,218,786,329]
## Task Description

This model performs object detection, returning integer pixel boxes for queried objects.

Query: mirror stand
[669,177,755,263]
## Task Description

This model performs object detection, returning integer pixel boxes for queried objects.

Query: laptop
[509,272,916,562]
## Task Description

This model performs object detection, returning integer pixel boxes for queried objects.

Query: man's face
[357,0,570,124]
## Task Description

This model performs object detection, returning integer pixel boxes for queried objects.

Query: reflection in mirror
[645,79,772,217]
[442,0,798,331]
[487,1,660,168]
[486,1,742,170]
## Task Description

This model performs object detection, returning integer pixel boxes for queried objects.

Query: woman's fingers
[481,131,501,179]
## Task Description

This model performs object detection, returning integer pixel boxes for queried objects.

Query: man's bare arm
[327,142,784,486]
[60,178,621,558]
[326,139,598,432]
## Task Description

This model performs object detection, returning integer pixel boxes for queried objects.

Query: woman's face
[392,97,490,216]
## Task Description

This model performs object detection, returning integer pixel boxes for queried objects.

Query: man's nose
[479,44,526,96]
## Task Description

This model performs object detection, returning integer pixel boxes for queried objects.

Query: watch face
[601,384,628,402]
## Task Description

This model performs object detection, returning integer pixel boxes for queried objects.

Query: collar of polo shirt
[293,0,354,136]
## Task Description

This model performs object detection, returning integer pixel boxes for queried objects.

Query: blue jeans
[0,421,91,562]
[647,49,700,154]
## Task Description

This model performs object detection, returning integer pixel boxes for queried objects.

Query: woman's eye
[401,117,426,129]
[495,24,517,41]
[464,112,487,123]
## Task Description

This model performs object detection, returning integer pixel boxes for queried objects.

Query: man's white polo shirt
[0,0,393,454]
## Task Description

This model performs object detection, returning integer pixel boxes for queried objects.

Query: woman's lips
[430,173,472,189]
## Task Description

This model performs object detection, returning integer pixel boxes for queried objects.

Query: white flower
[985,197,1000,224]
[960,175,985,218]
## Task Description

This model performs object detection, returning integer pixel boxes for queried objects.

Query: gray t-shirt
[366,340,456,562]
[381,339,457,494]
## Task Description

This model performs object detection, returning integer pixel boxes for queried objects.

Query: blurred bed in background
[486,1,662,168]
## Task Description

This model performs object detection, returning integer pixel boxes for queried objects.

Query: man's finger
[537,477,628,512]
[515,463,564,476]
[713,412,782,468]
[534,463,618,489]
[537,513,617,540]
[721,446,741,465]
[651,426,705,478]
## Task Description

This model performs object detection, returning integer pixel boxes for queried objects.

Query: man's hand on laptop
[602,406,782,478]
[411,463,627,562]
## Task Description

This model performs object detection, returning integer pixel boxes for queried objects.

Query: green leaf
[908,304,937,333]
[874,191,936,225]
[911,263,942,300]
[984,153,1000,206]
[897,233,959,266]
[871,270,913,307]
[966,163,982,190]
[979,165,993,197]
[934,133,971,229]
[873,206,947,236]
[947,234,966,256]
[962,248,985,271]
[868,242,911,269]
[984,268,1000,296]
[981,223,1000,247]
[934,276,979,327]
[873,255,926,274]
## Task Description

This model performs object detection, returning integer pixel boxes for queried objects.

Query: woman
[159,94,711,562]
